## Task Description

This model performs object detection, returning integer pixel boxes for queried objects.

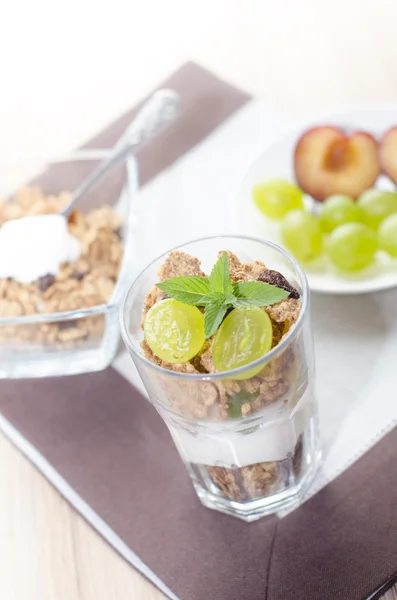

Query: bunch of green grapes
[253,179,397,272]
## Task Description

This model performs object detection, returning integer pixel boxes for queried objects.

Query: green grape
[357,189,397,229]
[319,194,363,233]
[144,299,205,363]
[253,179,304,220]
[326,223,378,271]
[379,213,397,257]
[212,307,273,379]
[281,210,323,263]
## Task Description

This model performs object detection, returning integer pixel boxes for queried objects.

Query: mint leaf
[230,296,252,308]
[228,391,259,419]
[241,425,260,435]
[224,292,237,305]
[209,252,233,294]
[156,276,211,305]
[233,281,289,307]
[200,291,225,306]
[204,303,228,338]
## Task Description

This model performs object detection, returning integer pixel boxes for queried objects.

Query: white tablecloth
[113,100,397,497]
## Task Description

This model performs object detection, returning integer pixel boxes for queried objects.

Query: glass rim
[119,234,309,381]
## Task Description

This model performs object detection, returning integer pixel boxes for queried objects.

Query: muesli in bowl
[121,236,321,521]
[0,154,137,378]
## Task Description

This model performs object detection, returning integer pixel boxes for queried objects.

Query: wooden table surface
[1,1,397,598]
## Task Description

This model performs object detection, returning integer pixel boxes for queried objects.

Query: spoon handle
[63,89,180,216]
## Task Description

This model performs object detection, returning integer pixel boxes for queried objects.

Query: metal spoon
[61,89,180,217]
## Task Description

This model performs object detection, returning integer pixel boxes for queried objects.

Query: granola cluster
[0,186,70,224]
[0,187,123,346]
[204,435,303,502]
[141,249,301,421]
[206,462,279,502]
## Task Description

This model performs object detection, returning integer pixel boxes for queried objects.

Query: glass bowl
[0,152,138,378]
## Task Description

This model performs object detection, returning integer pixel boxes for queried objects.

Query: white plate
[234,106,397,294]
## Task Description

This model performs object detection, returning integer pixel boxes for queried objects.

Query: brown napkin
[1,63,397,600]
[1,370,397,600]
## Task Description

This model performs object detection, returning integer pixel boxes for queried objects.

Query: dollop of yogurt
[0,214,81,283]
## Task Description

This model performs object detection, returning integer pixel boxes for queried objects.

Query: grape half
[253,179,304,220]
[212,307,273,379]
[379,213,397,257]
[319,194,363,233]
[144,299,205,363]
[326,223,378,271]
[357,189,397,229]
[281,209,323,262]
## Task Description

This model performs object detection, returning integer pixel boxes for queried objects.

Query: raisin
[257,270,300,299]
[72,271,85,281]
[38,274,55,292]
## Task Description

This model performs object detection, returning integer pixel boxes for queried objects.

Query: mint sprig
[156,252,289,339]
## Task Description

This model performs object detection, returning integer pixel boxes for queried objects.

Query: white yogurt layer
[168,386,315,467]
[0,214,80,283]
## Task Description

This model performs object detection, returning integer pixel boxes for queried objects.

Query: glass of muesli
[120,235,321,521]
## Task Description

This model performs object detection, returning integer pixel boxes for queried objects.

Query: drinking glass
[120,235,321,521]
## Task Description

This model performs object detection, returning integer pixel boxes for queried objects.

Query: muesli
[140,248,307,503]
[0,186,123,346]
